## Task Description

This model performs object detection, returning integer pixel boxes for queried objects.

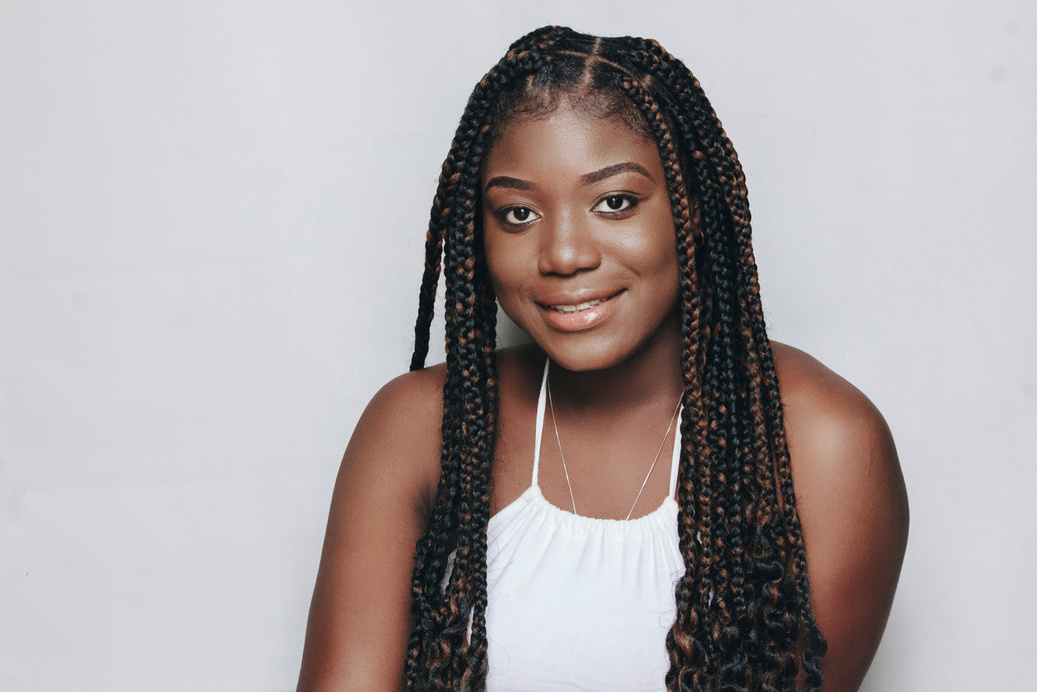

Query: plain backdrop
[2,1,1035,690]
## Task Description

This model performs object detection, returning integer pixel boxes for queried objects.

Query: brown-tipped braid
[405,26,565,691]
[406,26,824,691]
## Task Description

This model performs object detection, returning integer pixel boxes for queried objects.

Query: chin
[537,339,633,373]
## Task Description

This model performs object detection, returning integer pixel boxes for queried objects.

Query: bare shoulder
[298,364,446,691]
[360,362,447,437]
[771,342,900,494]
[346,364,447,511]
[771,342,909,691]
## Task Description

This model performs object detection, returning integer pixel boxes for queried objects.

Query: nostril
[538,225,602,276]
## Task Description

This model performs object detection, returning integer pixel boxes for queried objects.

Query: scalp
[408,26,829,690]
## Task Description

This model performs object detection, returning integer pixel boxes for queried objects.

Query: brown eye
[503,206,539,225]
[594,195,635,214]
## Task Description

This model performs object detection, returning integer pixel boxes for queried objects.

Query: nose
[537,212,601,276]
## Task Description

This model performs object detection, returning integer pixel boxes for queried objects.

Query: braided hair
[406,26,826,691]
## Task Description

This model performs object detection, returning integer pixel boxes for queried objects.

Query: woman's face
[481,101,680,372]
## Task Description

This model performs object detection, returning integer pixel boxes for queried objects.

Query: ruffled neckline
[490,484,679,538]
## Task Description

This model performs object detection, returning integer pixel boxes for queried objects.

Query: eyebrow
[483,175,534,192]
[483,161,656,193]
[581,162,655,185]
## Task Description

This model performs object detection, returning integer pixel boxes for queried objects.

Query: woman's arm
[774,343,910,692]
[297,366,445,692]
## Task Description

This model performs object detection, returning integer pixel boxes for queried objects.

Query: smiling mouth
[542,291,623,313]
[550,299,606,313]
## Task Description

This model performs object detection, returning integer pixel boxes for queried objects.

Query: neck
[546,316,683,414]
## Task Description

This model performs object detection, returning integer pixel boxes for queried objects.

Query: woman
[299,26,908,692]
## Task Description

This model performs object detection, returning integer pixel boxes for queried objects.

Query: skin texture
[298,106,908,691]
[482,104,680,376]
[481,105,686,520]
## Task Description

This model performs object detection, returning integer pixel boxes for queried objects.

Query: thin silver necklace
[546,376,683,520]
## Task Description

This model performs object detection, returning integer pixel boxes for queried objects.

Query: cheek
[484,235,527,304]
[634,216,681,309]
[623,210,679,277]
[649,208,680,275]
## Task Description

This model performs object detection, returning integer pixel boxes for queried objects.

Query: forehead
[482,105,663,181]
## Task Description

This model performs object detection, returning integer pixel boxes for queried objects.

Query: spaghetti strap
[487,359,684,690]
[667,405,684,497]
[531,357,550,486]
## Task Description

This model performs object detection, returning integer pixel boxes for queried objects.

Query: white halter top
[484,360,686,691]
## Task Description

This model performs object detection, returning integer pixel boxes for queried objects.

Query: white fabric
[485,360,686,691]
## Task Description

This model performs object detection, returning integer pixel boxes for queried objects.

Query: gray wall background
[2,1,1034,690]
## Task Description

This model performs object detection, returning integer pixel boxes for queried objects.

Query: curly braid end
[406,27,825,691]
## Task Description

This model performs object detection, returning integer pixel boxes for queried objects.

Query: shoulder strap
[532,357,550,486]
[668,405,684,497]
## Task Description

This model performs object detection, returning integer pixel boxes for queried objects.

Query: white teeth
[553,298,605,313]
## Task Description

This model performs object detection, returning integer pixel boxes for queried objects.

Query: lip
[536,290,623,332]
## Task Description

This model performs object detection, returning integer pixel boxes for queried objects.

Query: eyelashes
[594,194,635,214]
[501,206,539,226]
[494,194,640,229]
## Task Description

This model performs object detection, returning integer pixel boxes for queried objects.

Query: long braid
[408,26,824,691]
[698,166,750,685]
[617,34,825,688]
[621,31,821,689]
[686,94,758,691]
[617,73,722,690]
[612,39,744,683]
[406,26,563,690]
[680,41,824,685]
[410,28,565,373]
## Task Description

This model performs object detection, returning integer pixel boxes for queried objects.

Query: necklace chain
[546,376,683,520]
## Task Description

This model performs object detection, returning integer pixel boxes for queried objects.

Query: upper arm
[774,344,909,692]
[298,367,445,692]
